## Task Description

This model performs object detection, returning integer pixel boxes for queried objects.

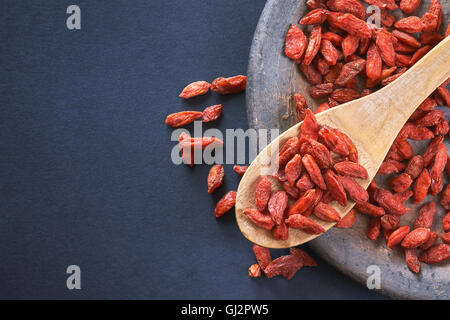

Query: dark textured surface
[247,0,449,300]
[0,0,386,299]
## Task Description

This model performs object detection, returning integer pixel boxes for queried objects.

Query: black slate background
[0,0,386,299]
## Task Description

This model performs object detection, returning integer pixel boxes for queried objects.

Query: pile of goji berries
[280,0,450,274]
[244,110,368,237]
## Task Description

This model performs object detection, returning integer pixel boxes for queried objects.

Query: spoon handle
[325,36,450,170]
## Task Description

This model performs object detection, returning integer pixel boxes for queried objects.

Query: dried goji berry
[420,32,443,45]
[355,202,385,217]
[405,155,424,179]
[333,161,368,179]
[327,12,372,39]
[413,202,436,228]
[436,87,450,107]
[324,169,347,206]
[179,81,211,99]
[393,190,413,204]
[421,12,439,33]
[165,111,203,127]
[299,8,328,25]
[376,31,396,67]
[410,45,432,65]
[366,42,382,80]
[281,181,300,199]
[393,41,417,53]
[314,57,330,75]
[244,208,275,230]
[423,136,444,167]
[381,214,400,230]
[327,0,366,20]
[264,254,304,279]
[255,177,272,212]
[276,137,301,168]
[285,24,308,61]
[413,168,431,204]
[287,189,317,216]
[342,34,360,58]
[403,122,434,140]
[441,232,450,244]
[296,173,315,193]
[310,83,334,98]
[377,159,405,175]
[320,39,339,66]
[374,188,411,216]
[391,173,413,193]
[303,189,323,217]
[387,226,410,248]
[313,202,341,222]
[253,245,272,270]
[399,0,421,14]
[405,248,420,273]
[315,102,331,114]
[285,154,303,186]
[268,191,288,225]
[248,264,261,278]
[233,165,248,176]
[394,16,423,33]
[443,210,450,230]
[434,118,449,136]
[319,126,350,156]
[202,104,223,122]
[207,164,224,193]
[401,228,431,248]
[430,143,447,196]
[304,25,322,66]
[307,0,328,10]
[330,88,360,103]
[302,154,326,190]
[211,75,246,94]
[300,109,319,141]
[285,214,326,234]
[339,175,369,204]
[335,209,356,228]
[214,191,237,218]
[419,244,450,264]
[335,59,366,86]
[366,217,381,241]
[299,62,323,85]
[307,139,333,169]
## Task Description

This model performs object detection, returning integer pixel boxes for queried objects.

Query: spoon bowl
[236,36,450,249]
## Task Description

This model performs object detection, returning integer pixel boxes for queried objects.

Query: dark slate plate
[246,0,449,299]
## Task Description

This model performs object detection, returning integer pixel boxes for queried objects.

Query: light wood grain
[237,36,450,249]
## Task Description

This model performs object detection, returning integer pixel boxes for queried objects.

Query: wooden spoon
[236,36,450,249]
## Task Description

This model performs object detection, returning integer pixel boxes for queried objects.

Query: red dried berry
[233,165,248,176]
[244,208,275,230]
[214,191,237,218]
[413,202,436,229]
[335,209,357,228]
[207,164,224,193]
[202,104,223,122]
[401,228,431,248]
[285,24,308,61]
[211,75,246,94]
[165,111,203,127]
[404,248,420,273]
[255,177,272,212]
[268,191,288,225]
[419,244,450,264]
[387,226,410,248]
[314,202,341,222]
[285,214,326,234]
[179,81,211,99]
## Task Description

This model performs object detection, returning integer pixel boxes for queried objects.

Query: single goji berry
[366,217,381,241]
[399,0,421,14]
[299,62,323,85]
[320,39,339,66]
[211,75,246,94]
[253,245,272,270]
[419,32,443,46]
[296,173,315,193]
[244,208,275,230]
[413,202,436,228]
[179,81,211,99]
[327,0,366,20]
[387,226,410,248]
[276,137,301,168]
[391,173,413,193]
[307,139,333,169]
[421,12,439,33]
[376,31,396,67]
[233,165,248,176]
[342,34,360,58]
[413,168,431,204]
[248,264,261,278]
[285,24,308,61]
[338,175,369,204]
[374,188,410,216]
[285,214,326,234]
[381,214,400,230]
[335,59,366,86]
[355,202,385,217]
[392,30,421,48]
[430,143,447,196]
[404,248,420,273]
[202,104,223,122]
[410,45,432,65]
[313,202,341,222]
[268,191,288,225]
[419,244,450,264]
[314,57,330,75]
[287,189,317,216]
[394,16,424,33]
[436,87,450,108]
[299,8,328,25]
[401,228,431,248]
[330,88,360,103]
[324,169,347,206]
[366,42,382,80]
[207,164,224,193]
[302,154,326,190]
[310,83,334,98]
[300,109,319,141]
[334,161,368,179]
[303,25,322,66]
[285,154,303,186]
[214,191,237,218]
[327,12,372,38]
[405,155,424,179]
[318,126,350,156]
[255,177,272,212]
[165,111,203,127]
[264,254,304,279]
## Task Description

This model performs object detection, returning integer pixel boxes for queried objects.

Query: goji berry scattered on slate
[207,164,224,193]
[179,81,211,99]
[211,75,246,94]
[214,191,236,218]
